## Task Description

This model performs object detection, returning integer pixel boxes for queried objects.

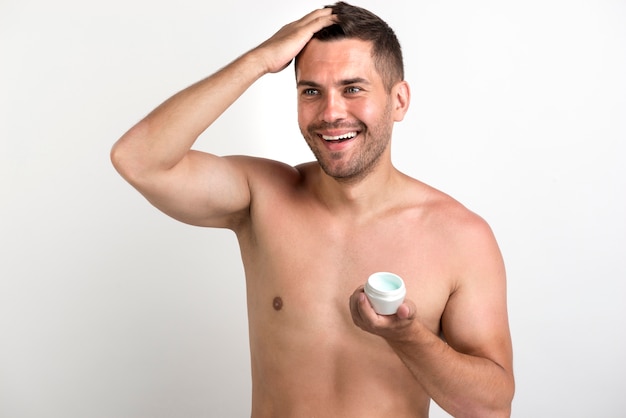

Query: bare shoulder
[410,179,496,244]
[405,177,504,293]
[230,155,305,188]
[228,155,308,220]
[232,154,301,174]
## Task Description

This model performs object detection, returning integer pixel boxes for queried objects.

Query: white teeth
[322,132,357,141]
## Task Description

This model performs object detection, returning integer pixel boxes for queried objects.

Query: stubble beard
[301,104,394,184]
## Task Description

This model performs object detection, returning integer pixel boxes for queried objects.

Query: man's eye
[303,88,319,96]
[346,86,362,94]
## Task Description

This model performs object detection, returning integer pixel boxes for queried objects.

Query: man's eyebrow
[297,80,321,88]
[340,77,370,86]
[297,77,371,88]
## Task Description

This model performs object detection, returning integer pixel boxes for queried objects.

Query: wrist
[242,46,277,77]
[385,318,430,347]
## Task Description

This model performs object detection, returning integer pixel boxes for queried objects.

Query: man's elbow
[110,124,150,185]
[459,401,512,418]
[456,376,515,418]
[476,378,515,418]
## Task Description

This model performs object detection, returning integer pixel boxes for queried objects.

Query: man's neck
[311,161,405,220]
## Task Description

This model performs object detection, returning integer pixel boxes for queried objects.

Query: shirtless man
[111,2,514,416]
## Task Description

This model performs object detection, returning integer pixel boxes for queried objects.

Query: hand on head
[254,7,337,74]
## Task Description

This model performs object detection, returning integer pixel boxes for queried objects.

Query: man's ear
[392,80,410,122]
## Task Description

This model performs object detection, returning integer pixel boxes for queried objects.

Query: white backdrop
[1,0,625,416]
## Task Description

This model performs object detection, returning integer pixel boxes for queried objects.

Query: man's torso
[233,160,469,417]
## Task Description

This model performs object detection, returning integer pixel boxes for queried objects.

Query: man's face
[296,38,401,182]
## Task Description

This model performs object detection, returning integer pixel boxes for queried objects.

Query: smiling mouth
[321,131,358,142]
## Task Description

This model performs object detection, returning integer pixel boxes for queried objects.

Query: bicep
[440,222,513,370]
[139,151,252,228]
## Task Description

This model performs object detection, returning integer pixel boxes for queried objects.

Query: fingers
[349,287,383,329]
[291,7,337,40]
[349,287,365,321]
[349,288,371,328]
[255,7,337,74]
[297,7,336,28]
[349,285,417,340]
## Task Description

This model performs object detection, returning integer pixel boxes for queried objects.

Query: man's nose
[321,91,346,122]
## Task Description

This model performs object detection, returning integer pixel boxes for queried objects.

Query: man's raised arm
[110,8,336,228]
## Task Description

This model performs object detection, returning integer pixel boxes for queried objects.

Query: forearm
[388,324,514,418]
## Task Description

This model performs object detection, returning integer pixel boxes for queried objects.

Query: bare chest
[236,192,453,411]
[240,202,452,334]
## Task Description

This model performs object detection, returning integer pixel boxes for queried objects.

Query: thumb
[396,301,415,320]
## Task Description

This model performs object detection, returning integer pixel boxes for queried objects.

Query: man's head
[295,2,404,92]
[294,3,410,183]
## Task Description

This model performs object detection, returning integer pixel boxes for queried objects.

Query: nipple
[272,296,283,311]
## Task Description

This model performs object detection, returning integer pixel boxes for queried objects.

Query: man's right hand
[251,7,337,74]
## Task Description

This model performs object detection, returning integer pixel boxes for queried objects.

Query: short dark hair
[295,2,404,91]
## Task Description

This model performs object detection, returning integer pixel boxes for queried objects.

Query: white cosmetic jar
[364,272,406,315]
